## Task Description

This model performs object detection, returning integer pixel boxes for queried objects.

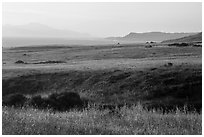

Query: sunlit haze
[3,2,202,37]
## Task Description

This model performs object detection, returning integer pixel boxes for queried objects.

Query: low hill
[3,23,91,38]
[106,32,196,42]
[162,32,202,43]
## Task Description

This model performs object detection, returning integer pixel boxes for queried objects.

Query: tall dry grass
[2,104,202,135]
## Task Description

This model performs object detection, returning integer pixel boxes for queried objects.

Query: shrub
[33,60,65,64]
[145,45,152,48]
[164,62,173,67]
[12,92,84,111]
[15,60,25,64]
[168,43,189,47]
[48,92,83,111]
[3,93,27,107]
[29,95,49,108]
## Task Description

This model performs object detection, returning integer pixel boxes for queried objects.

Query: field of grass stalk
[2,105,202,135]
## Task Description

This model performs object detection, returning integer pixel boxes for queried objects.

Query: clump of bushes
[29,95,49,109]
[46,92,83,111]
[168,43,189,47]
[164,62,173,67]
[15,60,26,64]
[3,92,85,111]
[193,44,202,47]
[145,45,152,48]
[3,93,27,107]
[33,60,65,64]
[15,60,65,65]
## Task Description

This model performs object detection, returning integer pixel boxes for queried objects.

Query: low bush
[168,43,189,47]
[3,92,85,111]
[15,60,26,64]
[28,92,84,111]
[29,95,49,109]
[3,93,27,107]
[33,60,65,64]
[47,92,83,111]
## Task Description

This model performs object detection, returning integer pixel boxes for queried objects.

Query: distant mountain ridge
[3,23,91,38]
[106,32,197,42]
[161,32,202,43]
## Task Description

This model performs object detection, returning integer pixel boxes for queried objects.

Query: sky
[2,2,202,37]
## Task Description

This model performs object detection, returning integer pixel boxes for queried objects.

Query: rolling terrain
[3,44,202,109]
[2,43,202,134]
[162,32,202,43]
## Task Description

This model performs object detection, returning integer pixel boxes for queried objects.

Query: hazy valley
[2,2,202,135]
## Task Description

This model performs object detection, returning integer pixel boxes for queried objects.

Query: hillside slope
[3,64,202,112]
[106,32,195,42]
[162,32,202,43]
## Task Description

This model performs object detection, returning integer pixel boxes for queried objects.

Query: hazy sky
[3,2,202,37]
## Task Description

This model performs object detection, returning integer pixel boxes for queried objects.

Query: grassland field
[2,43,202,134]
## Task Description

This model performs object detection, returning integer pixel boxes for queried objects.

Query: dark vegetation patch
[32,60,66,64]
[3,93,27,107]
[15,60,27,64]
[3,92,85,111]
[145,45,152,48]
[14,60,65,65]
[164,62,173,67]
[150,68,157,71]
[35,92,84,111]
[2,65,202,112]
[193,44,202,47]
[168,43,189,47]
